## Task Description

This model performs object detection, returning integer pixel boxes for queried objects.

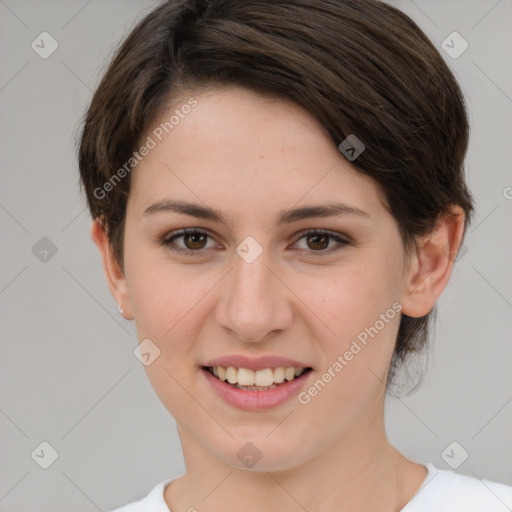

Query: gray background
[1,1,511,511]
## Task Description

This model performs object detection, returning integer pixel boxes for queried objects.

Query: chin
[209,432,313,473]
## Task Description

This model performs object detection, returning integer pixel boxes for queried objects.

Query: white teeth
[284,367,296,381]
[254,368,274,387]
[208,365,308,387]
[237,367,255,386]
[226,366,237,384]
[273,367,285,383]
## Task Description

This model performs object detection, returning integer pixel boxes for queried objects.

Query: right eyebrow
[142,199,371,226]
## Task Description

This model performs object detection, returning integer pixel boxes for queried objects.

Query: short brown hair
[78,0,475,389]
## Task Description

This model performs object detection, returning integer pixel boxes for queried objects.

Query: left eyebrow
[142,199,371,225]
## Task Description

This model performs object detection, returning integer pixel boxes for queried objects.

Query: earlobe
[400,206,466,318]
[90,219,133,320]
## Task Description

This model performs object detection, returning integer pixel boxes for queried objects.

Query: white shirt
[108,462,512,511]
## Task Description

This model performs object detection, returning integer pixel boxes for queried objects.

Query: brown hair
[78,0,474,389]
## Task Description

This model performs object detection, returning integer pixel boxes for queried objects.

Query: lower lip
[201,367,313,411]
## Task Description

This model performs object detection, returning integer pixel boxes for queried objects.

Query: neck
[165,405,427,512]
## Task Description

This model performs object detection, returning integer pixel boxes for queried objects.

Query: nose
[215,245,293,342]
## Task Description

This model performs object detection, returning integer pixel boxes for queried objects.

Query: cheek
[125,258,210,415]
[124,257,198,395]
[126,250,209,339]
[294,261,400,390]
[295,261,398,341]
[299,277,399,416]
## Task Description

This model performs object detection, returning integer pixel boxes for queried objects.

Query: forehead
[127,86,388,223]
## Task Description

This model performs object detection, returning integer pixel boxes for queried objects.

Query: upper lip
[203,355,312,372]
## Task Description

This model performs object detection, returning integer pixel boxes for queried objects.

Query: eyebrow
[142,199,370,225]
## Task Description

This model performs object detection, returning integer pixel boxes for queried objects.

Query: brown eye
[162,228,350,257]
[182,231,208,250]
[306,232,330,251]
[163,228,215,254]
[294,229,350,255]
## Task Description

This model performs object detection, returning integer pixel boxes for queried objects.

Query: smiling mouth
[203,365,313,391]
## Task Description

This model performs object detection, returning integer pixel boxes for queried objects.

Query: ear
[90,219,133,320]
[400,205,466,318]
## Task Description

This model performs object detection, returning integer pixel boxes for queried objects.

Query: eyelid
[293,228,351,244]
[161,227,351,256]
[291,228,351,255]
[162,227,221,253]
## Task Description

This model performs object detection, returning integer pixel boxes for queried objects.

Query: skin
[92,85,465,511]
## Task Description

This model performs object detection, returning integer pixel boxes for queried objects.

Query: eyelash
[161,228,351,257]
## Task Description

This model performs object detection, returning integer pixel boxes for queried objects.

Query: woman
[78,0,512,510]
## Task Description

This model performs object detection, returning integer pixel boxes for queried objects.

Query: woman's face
[117,86,415,471]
